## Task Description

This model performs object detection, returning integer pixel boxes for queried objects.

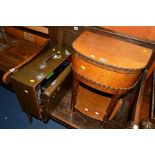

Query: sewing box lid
[72,31,152,70]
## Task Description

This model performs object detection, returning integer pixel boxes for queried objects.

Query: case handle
[40,54,61,69]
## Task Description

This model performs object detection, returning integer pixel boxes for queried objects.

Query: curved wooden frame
[0,27,49,84]
[2,41,48,84]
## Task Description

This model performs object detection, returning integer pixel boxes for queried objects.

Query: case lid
[12,45,72,87]
[72,31,152,70]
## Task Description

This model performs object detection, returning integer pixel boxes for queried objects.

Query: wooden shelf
[48,87,128,129]
[48,89,101,129]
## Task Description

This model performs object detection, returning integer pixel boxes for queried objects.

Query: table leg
[101,95,121,128]
[71,72,79,114]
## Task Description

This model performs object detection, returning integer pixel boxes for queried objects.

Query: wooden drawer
[42,64,71,121]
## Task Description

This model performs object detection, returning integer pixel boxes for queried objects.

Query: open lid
[72,31,152,70]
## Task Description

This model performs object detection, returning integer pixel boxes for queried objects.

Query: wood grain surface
[73,31,152,70]
[0,27,48,84]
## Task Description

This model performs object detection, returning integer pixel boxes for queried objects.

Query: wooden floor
[0,36,39,72]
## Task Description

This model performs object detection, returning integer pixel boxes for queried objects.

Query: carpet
[0,86,67,129]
